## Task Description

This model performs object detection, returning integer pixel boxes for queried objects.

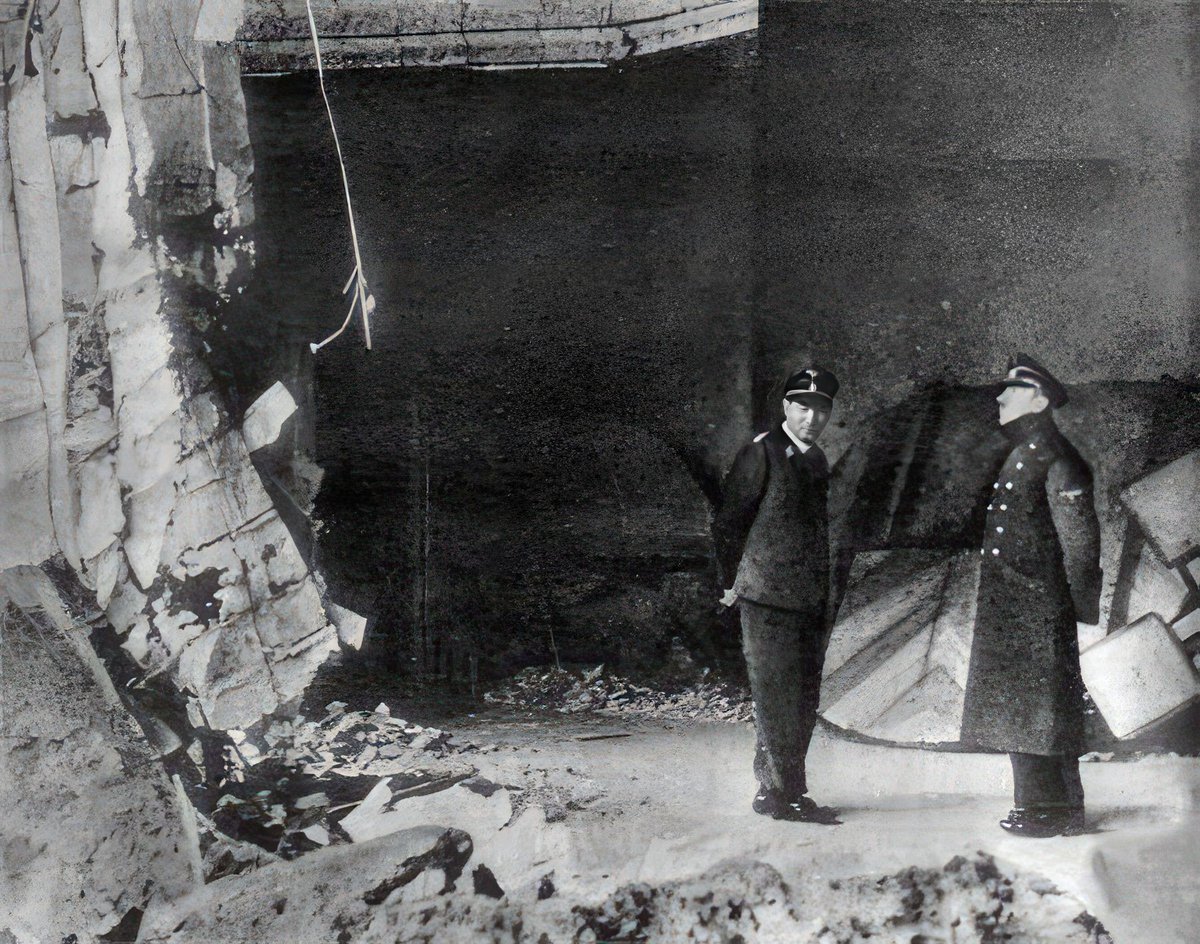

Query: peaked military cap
[784,367,839,404]
[1002,353,1068,408]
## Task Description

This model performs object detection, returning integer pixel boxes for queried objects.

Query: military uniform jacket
[960,412,1102,756]
[712,427,830,614]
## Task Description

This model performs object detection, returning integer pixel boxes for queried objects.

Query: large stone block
[1080,613,1200,738]
[1121,450,1200,564]
[819,549,979,745]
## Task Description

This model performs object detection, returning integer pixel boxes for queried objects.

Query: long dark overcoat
[960,412,1102,756]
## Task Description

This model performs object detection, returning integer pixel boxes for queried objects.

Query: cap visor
[785,392,833,405]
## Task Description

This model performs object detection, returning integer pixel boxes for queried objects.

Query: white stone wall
[2,0,338,731]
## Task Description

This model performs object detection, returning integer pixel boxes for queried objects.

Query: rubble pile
[371,853,1114,944]
[483,663,752,723]
[201,702,488,865]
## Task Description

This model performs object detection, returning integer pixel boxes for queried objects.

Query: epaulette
[753,431,769,443]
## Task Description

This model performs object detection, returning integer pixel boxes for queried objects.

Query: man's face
[996,384,1048,425]
[783,397,832,443]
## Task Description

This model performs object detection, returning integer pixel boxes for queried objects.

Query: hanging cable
[305,0,375,353]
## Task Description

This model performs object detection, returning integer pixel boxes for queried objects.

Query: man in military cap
[713,367,841,824]
[961,354,1102,838]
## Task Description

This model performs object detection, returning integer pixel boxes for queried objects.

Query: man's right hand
[719,588,738,608]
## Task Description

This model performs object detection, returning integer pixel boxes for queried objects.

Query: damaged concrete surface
[1,0,340,733]
[238,0,758,72]
[0,594,195,942]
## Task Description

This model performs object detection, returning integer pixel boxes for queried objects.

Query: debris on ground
[199,702,488,863]
[370,853,1114,944]
[483,663,752,723]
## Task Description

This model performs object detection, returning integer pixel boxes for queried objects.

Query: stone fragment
[328,602,368,650]
[1121,450,1200,564]
[1172,607,1200,643]
[339,779,511,845]
[75,452,124,562]
[242,381,298,453]
[1080,613,1200,738]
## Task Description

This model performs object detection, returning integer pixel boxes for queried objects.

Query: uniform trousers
[740,599,828,799]
[1010,752,1084,810]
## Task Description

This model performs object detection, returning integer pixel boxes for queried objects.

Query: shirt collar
[781,422,811,453]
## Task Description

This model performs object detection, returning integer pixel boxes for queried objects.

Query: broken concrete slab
[1122,450,1200,565]
[242,380,297,453]
[137,825,472,944]
[819,549,979,745]
[1123,541,1192,626]
[1081,613,1200,738]
[338,780,511,845]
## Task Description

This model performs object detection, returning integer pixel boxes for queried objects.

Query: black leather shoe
[753,791,842,825]
[999,807,1084,838]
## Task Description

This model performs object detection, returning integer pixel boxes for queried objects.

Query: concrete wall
[221,0,1200,676]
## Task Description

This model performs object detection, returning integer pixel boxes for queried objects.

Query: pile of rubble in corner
[196,701,498,877]
[483,662,752,723]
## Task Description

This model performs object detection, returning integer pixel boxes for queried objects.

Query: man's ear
[1030,390,1050,414]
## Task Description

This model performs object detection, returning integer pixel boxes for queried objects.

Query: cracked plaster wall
[1,0,339,733]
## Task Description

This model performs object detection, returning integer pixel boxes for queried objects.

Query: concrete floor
[427,716,1200,944]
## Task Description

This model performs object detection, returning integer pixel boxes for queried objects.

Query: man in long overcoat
[713,367,840,824]
[960,355,1102,838]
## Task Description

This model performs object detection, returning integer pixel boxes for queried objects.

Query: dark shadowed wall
[215,0,1200,681]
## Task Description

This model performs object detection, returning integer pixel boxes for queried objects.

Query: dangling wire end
[304,0,377,355]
